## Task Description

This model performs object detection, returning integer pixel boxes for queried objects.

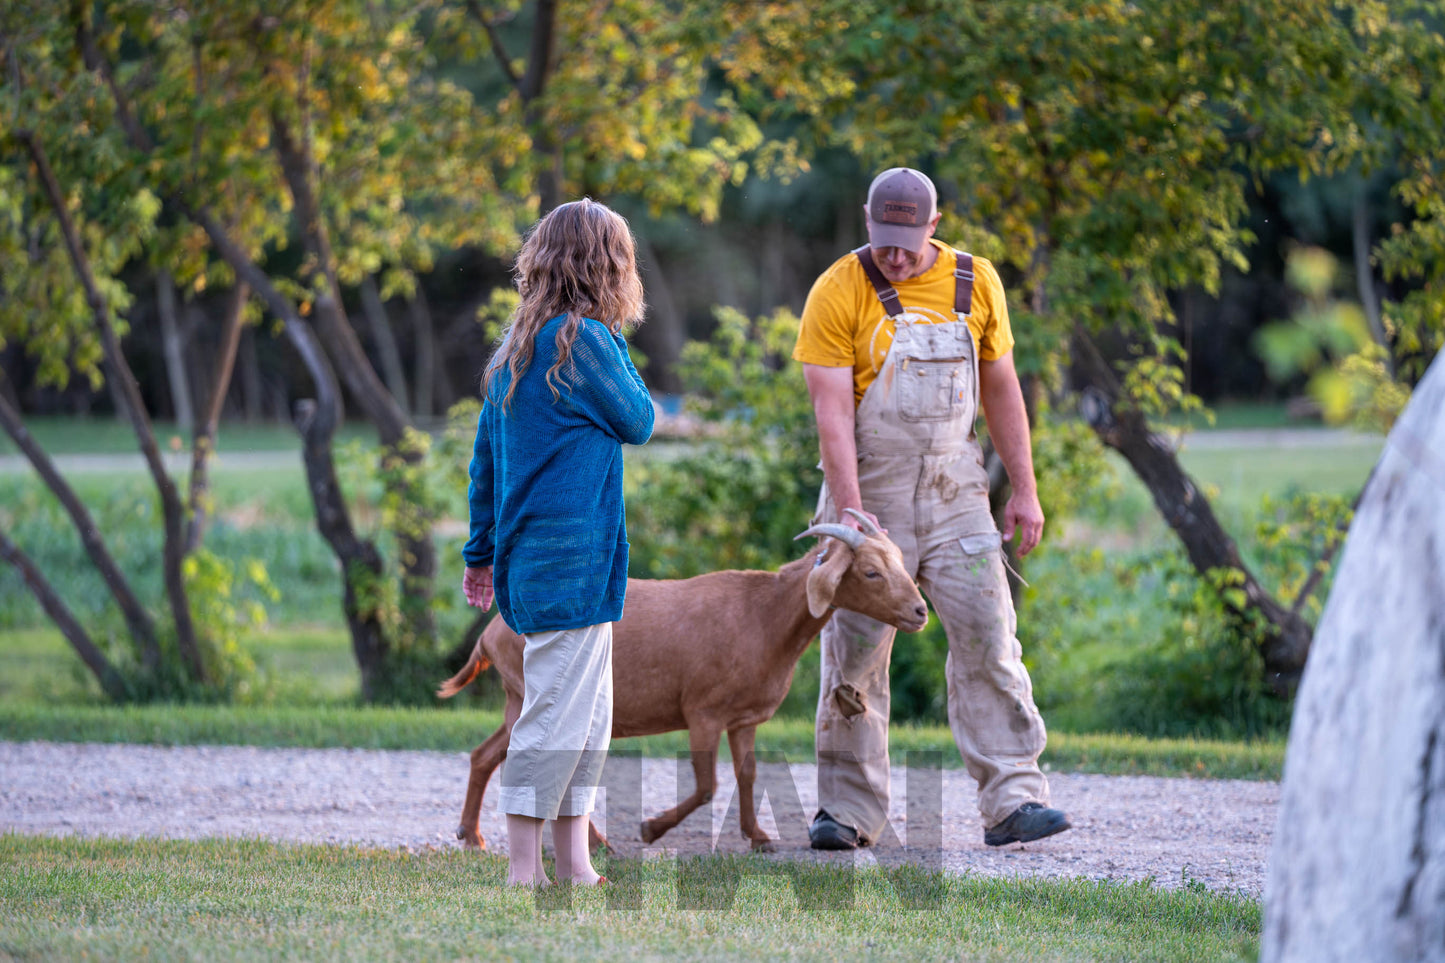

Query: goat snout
[900,602,929,632]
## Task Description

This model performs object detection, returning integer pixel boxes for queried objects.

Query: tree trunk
[182,300,212,422]
[155,270,195,434]
[1072,326,1313,693]
[408,290,436,419]
[1352,180,1393,375]
[270,109,437,645]
[20,130,206,685]
[359,275,410,414]
[0,530,130,701]
[182,205,398,689]
[633,232,684,394]
[411,288,457,416]
[186,282,249,552]
[293,401,391,700]
[1262,350,1445,962]
[0,390,160,672]
[469,0,560,211]
[234,326,262,419]
[238,325,264,423]
[0,350,20,411]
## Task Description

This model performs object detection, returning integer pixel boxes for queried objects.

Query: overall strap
[852,245,903,318]
[854,244,975,318]
[952,250,974,317]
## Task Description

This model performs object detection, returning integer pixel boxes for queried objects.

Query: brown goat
[436,512,928,852]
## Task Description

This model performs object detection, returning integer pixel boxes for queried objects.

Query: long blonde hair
[484,198,645,410]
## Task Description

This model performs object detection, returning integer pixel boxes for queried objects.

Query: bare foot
[558,871,604,886]
[507,873,553,888]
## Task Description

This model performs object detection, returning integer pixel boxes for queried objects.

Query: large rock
[1263,353,1445,962]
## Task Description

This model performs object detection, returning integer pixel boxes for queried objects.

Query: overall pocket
[898,357,971,423]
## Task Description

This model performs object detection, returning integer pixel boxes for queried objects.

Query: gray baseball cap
[866,168,938,251]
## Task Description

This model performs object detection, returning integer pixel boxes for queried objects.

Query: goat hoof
[457,826,485,849]
[750,838,776,853]
[639,820,660,845]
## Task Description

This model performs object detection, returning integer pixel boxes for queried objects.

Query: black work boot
[984,802,1071,846]
[809,810,860,850]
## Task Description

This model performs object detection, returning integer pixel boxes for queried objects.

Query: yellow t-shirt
[792,241,1014,407]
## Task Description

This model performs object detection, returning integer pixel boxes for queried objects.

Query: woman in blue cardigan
[462,198,654,887]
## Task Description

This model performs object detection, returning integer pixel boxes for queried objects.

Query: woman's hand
[463,565,494,610]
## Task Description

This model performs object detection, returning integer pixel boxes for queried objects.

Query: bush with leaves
[332,408,498,705]
[626,306,821,579]
[1025,487,1351,738]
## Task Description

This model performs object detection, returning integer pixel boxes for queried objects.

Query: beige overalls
[813,251,1050,839]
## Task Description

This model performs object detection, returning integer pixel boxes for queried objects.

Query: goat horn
[793,523,865,550]
[842,508,883,537]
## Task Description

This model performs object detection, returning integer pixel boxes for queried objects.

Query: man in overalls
[793,168,1071,850]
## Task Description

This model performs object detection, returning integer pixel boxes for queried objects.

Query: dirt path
[0,740,1276,896]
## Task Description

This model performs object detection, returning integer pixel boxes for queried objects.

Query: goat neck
[763,545,836,668]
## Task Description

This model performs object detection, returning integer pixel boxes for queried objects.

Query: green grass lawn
[1164,398,1323,430]
[0,416,380,456]
[0,835,1261,962]
[1181,441,1381,504]
[1075,434,1381,541]
[0,625,359,704]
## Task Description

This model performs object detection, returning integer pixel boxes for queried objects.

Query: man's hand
[463,565,494,610]
[839,505,887,535]
[1001,490,1045,556]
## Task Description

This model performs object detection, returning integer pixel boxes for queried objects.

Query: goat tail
[436,648,491,699]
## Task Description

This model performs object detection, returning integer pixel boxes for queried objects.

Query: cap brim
[869,223,930,252]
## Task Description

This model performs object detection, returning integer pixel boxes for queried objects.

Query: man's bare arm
[802,363,881,531]
[978,351,1045,555]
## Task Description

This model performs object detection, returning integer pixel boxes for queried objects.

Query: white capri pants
[497,621,614,820]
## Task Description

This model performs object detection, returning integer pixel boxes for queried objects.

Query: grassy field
[1073,432,1382,542]
[0,835,1261,962]
[0,416,382,455]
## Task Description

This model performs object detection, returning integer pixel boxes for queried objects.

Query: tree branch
[0,529,130,701]
[519,0,557,102]
[268,108,409,442]
[0,387,160,670]
[186,280,250,553]
[465,0,521,92]
[71,0,153,152]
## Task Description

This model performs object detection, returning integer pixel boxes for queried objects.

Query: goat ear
[806,542,853,618]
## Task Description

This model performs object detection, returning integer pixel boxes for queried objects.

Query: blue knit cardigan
[463,315,654,633]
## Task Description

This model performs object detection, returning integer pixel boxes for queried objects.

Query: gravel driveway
[1,740,1276,896]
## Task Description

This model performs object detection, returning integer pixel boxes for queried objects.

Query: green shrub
[1023,540,1301,740]
[626,305,822,579]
